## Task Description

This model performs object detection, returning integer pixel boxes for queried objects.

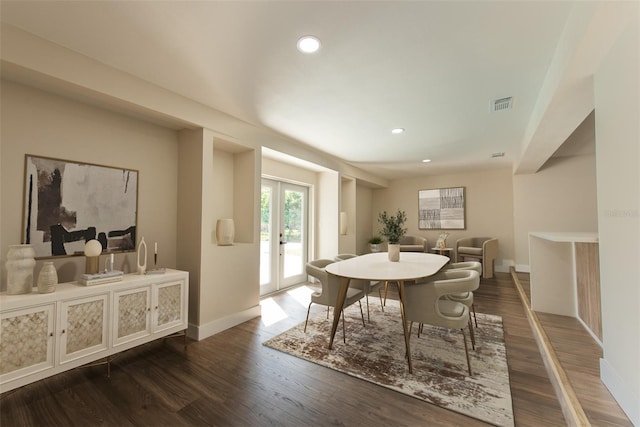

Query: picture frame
[22,154,138,259]
[418,187,465,230]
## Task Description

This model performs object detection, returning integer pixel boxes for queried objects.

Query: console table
[0,269,188,393]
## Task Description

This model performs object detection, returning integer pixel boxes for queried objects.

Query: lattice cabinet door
[0,304,55,387]
[59,294,109,365]
[113,286,151,347]
[152,280,186,333]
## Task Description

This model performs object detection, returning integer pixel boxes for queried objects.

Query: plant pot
[388,244,400,262]
[369,243,381,253]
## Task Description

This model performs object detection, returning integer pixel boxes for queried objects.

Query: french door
[260,178,309,296]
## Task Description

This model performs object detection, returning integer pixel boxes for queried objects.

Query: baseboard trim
[509,267,590,427]
[190,305,262,341]
[600,358,640,426]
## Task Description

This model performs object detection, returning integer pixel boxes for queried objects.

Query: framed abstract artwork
[22,155,138,258]
[418,187,466,230]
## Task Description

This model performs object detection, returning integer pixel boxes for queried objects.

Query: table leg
[328,275,350,349]
[397,280,413,373]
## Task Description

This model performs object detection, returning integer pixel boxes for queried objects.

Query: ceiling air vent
[491,97,514,112]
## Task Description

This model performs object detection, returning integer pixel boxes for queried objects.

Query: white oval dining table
[325,252,449,373]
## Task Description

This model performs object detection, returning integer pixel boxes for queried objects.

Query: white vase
[216,219,235,246]
[6,244,36,295]
[370,243,381,253]
[137,237,147,274]
[37,262,58,294]
[388,244,400,262]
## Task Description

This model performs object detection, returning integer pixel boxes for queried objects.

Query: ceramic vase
[137,237,147,274]
[369,243,381,253]
[6,244,36,295]
[216,219,235,246]
[388,244,400,262]
[37,262,58,294]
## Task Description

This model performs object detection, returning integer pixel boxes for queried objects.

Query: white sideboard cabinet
[0,269,188,393]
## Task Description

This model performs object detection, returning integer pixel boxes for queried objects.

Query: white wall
[594,12,639,425]
[355,184,374,255]
[372,168,515,269]
[1,81,179,287]
[316,171,340,259]
[339,177,356,255]
[513,153,598,271]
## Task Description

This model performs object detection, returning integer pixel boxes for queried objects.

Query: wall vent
[491,97,514,112]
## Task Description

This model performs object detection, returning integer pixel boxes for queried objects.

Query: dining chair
[445,261,482,331]
[334,254,384,321]
[403,269,480,375]
[305,259,366,343]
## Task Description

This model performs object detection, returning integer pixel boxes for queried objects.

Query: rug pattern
[263,299,514,426]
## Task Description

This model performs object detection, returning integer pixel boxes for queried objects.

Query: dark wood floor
[515,273,632,426]
[1,274,566,426]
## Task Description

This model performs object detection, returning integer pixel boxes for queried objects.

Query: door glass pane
[260,185,272,286]
[283,189,304,279]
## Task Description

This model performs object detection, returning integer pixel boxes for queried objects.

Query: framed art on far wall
[22,154,138,259]
[418,187,465,230]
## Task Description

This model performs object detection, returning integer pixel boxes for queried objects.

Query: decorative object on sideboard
[418,187,466,230]
[339,212,348,235]
[436,232,449,249]
[367,236,383,253]
[5,244,36,295]
[146,241,166,275]
[80,269,124,286]
[137,236,147,274]
[216,219,235,246]
[378,210,407,262]
[22,154,138,258]
[104,253,115,273]
[37,261,58,294]
[84,239,103,274]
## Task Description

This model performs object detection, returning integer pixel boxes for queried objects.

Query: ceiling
[0,1,579,179]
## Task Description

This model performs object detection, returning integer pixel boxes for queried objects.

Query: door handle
[279,241,287,245]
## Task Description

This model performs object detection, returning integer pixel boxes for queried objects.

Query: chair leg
[377,288,384,312]
[365,294,371,322]
[472,303,478,327]
[326,305,330,319]
[468,317,476,350]
[358,300,366,327]
[341,310,346,343]
[304,303,313,332]
[461,328,472,376]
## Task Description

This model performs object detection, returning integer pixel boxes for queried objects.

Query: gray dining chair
[445,261,482,334]
[403,269,480,375]
[305,259,366,343]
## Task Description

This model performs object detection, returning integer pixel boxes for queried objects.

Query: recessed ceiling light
[422,159,431,163]
[391,128,404,134]
[297,36,321,53]
[491,152,505,158]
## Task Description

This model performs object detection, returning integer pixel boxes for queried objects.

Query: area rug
[263,299,514,426]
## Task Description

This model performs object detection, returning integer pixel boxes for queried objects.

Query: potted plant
[378,210,407,261]
[367,236,384,253]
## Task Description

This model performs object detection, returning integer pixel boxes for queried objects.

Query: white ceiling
[1,1,579,179]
